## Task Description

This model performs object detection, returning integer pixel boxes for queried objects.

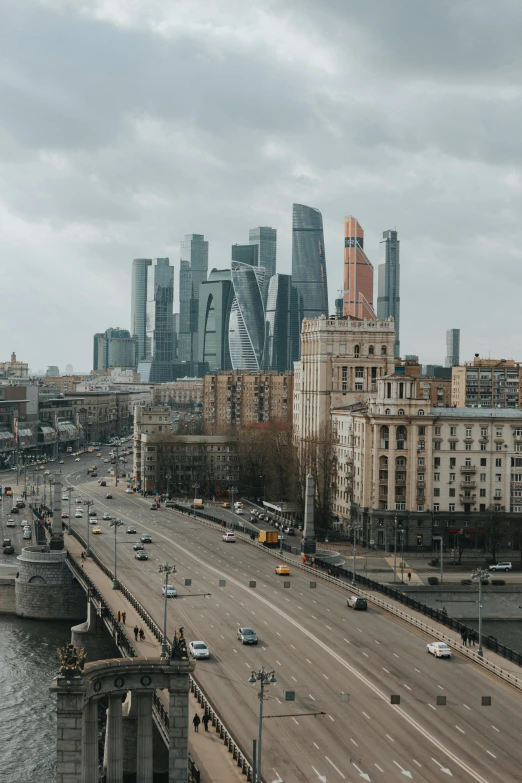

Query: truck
[191,499,204,509]
[258,530,278,547]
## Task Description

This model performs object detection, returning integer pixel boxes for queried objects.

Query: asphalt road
[60,454,522,783]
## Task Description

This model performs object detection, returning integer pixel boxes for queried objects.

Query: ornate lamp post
[248,667,276,783]
[158,562,177,657]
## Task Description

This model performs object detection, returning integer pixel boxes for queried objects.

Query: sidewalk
[66,535,245,783]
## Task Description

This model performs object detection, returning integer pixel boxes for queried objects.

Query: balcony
[460,481,477,490]
[379,479,389,486]
[460,465,476,473]
[395,480,407,487]
[459,494,476,504]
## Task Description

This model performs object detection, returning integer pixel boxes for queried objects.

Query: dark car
[348,596,367,611]
[100,481,107,487]
[3,545,14,555]
[135,550,148,561]
[133,542,144,551]
[284,527,295,536]
[88,509,97,516]
[105,494,113,500]
[127,526,137,534]
[10,507,19,514]
[141,534,152,544]
[149,503,158,510]
[16,501,25,509]
[237,627,258,645]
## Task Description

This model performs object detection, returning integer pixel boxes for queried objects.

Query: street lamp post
[158,562,177,657]
[393,515,398,583]
[192,481,199,518]
[433,535,444,584]
[352,525,358,586]
[248,667,277,783]
[471,568,488,658]
[110,518,124,589]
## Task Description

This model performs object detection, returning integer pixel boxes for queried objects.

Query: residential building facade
[0,353,29,379]
[343,217,376,320]
[377,229,400,357]
[451,358,522,409]
[152,378,203,409]
[202,372,293,430]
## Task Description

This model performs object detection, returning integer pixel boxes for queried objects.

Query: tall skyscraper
[343,217,376,320]
[445,328,460,368]
[249,226,277,280]
[137,258,174,382]
[229,262,266,371]
[93,328,137,371]
[231,244,259,266]
[264,274,292,372]
[179,234,209,363]
[131,258,152,361]
[198,270,234,373]
[377,229,401,357]
[291,204,329,361]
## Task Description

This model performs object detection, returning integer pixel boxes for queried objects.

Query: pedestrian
[441,606,448,618]
[462,629,468,647]
[139,628,145,641]
[202,712,210,732]
[407,571,412,583]
[471,631,476,647]
[134,625,139,641]
[117,611,121,623]
[122,611,126,624]
[193,714,201,732]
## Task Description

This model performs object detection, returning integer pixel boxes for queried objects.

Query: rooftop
[430,407,522,419]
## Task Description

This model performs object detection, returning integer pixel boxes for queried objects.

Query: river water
[0,615,71,783]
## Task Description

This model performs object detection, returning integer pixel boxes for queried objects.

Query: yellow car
[275,565,290,576]
[222,502,231,508]
[96,452,102,457]
[92,527,102,535]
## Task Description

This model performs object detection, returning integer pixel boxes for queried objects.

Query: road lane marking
[306,658,312,664]
[313,742,319,749]
[290,644,296,650]
[492,725,499,732]
[455,726,465,734]
[463,704,470,710]
[276,660,282,666]
[414,668,421,673]
[325,756,345,778]
[403,684,411,691]
[386,734,394,742]
[292,717,299,725]
[323,673,329,680]
[350,738,358,746]
[343,639,351,644]
[328,715,334,721]
[363,712,370,720]
[292,676,297,683]
[374,640,380,644]
[393,653,399,658]
[413,759,422,767]
[326,625,332,630]
[309,694,315,701]
[486,751,496,758]
[362,652,369,657]
[438,685,444,691]
[428,704,436,711]
[375,763,384,772]
[382,668,390,674]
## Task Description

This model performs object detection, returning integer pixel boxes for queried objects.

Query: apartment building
[347,374,522,551]
[152,378,203,409]
[202,372,293,430]
[42,375,88,394]
[452,358,522,408]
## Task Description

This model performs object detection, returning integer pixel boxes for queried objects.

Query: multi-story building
[229,261,266,372]
[231,244,258,266]
[179,234,209,363]
[291,204,329,360]
[131,258,152,362]
[347,373,522,552]
[152,378,203,409]
[377,229,400,357]
[452,358,521,409]
[71,389,150,443]
[343,217,376,320]
[264,274,292,372]
[198,271,234,373]
[42,375,88,394]
[137,258,175,383]
[0,353,29,379]
[133,405,239,493]
[202,372,293,430]
[93,328,137,371]
[249,226,277,281]
[445,328,460,368]
[293,315,396,448]
[418,377,452,408]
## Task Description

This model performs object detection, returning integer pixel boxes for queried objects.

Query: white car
[162,585,177,597]
[223,531,236,543]
[76,498,83,504]
[427,641,452,659]
[74,512,83,518]
[489,562,512,572]
[89,519,98,525]
[103,513,111,520]
[125,488,133,493]
[235,508,244,515]
[6,519,15,528]
[75,458,80,462]
[104,459,109,463]
[62,495,69,501]
[189,641,210,659]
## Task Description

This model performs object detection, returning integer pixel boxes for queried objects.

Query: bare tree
[483,507,510,564]
[296,423,337,533]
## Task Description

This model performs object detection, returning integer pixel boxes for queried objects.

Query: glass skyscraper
[377,229,400,357]
[249,226,277,280]
[179,234,209,363]
[231,244,259,267]
[264,274,292,372]
[291,204,329,360]
[198,270,234,373]
[229,262,266,372]
[131,258,152,361]
[137,258,175,382]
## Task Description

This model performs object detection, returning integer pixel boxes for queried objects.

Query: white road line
[292,717,299,725]
[309,694,316,701]
[306,658,312,664]
[486,751,496,758]
[362,652,369,657]
[275,697,281,705]
[382,668,390,674]
[393,653,400,658]
[323,673,329,680]
[311,615,317,620]
[375,763,384,772]
[403,684,411,691]
[276,631,281,637]
[298,606,303,610]
[492,725,499,732]
[413,759,422,767]
[326,625,332,630]
[290,644,296,650]
[386,734,394,742]
[350,738,358,746]
[455,726,465,734]
[343,639,351,644]
[362,712,370,720]
[463,704,470,710]
[375,640,380,644]
[292,676,297,683]
[313,742,319,749]
[357,628,362,632]
[438,685,445,691]
[276,660,282,666]
[262,646,267,651]
[328,715,335,722]
[325,756,345,778]
[428,704,436,711]
[414,668,421,673]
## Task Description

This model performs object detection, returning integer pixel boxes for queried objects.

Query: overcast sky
[2,0,522,372]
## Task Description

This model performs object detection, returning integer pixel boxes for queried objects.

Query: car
[3,545,14,554]
[149,503,158,510]
[23,530,31,540]
[348,596,368,611]
[6,518,15,527]
[16,501,25,509]
[284,527,295,536]
[75,508,83,514]
[427,641,452,659]
[61,513,69,519]
[104,459,109,463]
[106,494,113,500]
[162,585,177,597]
[127,526,137,534]
[489,562,512,572]
[76,498,83,504]
[134,542,144,550]
[103,513,112,520]
[89,519,98,525]
[44,470,50,475]
[97,453,102,457]
[100,481,107,487]
[75,458,80,462]
[135,550,148,560]
[89,510,97,516]
[125,488,133,493]
[10,508,19,514]
[189,641,210,659]
[275,565,290,576]
[62,495,69,501]
[223,531,236,542]
[74,512,83,518]
[222,502,231,508]
[92,527,102,535]
[237,627,258,645]
[141,534,152,544]
[59,460,64,464]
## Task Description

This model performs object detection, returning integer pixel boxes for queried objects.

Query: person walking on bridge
[202,712,210,732]
[193,714,201,733]
[133,625,139,641]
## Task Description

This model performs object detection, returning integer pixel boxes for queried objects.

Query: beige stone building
[345,374,522,551]
[152,378,203,408]
[42,375,88,394]
[293,315,395,449]
[452,358,522,408]
[202,372,293,431]
[133,405,239,493]
[0,353,28,378]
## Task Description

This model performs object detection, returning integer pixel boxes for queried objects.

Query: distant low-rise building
[42,375,88,394]
[203,372,293,430]
[152,378,203,409]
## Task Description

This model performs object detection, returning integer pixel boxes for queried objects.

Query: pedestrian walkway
[384,556,424,584]
[67,535,245,783]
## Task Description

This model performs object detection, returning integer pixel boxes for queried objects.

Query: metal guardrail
[66,526,250,782]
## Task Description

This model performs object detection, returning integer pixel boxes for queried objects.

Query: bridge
[24,465,522,782]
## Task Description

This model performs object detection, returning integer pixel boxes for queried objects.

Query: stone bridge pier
[50,655,194,783]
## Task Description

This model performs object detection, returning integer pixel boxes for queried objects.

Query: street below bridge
[64,464,522,783]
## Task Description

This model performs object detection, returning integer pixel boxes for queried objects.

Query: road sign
[369,539,374,545]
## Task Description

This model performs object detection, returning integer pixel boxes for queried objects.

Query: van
[347,596,367,611]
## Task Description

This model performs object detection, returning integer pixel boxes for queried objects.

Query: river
[0,615,70,783]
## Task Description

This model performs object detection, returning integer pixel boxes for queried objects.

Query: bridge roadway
[65,470,521,783]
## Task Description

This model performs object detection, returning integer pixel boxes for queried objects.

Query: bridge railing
[66,525,251,782]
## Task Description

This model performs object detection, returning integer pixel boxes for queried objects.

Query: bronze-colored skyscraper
[343,217,376,319]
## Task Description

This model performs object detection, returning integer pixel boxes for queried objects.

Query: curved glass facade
[264,274,291,372]
[291,204,329,359]
[229,262,265,371]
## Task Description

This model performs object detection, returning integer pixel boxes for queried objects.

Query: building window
[369,345,374,355]
[355,367,364,379]
[418,440,425,450]
[450,426,457,436]
[480,489,486,497]
[433,504,440,513]
[449,488,455,497]
[496,428,502,437]
[435,426,441,435]
[398,409,405,416]
[354,345,360,358]
[480,443,487,451]
[385,408,391,415]
[496,473,502,482]
[465,428,472,437]
[481,458,487,466]
[449,473,455,481]
[418,458,425,466]
[418,426,426,436]
[380,425,389,449]
[481,427,488,437]
[514,429,522,437]
[416,535,423,546]
[496,443,502,451]
[449,504,455,512]
[434,473,440,481]
[450,458,456,468]
[434,441,441,451]
[480,473,486,482]
[381,345,387,355]
[449,442,456,450]
[465,443,471,451]
[396,426,407,449]
[342,366,348,392]
[495,458,502,467]
[418,409,425,416]
[433,488,440,497]
[434,457,441,467]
